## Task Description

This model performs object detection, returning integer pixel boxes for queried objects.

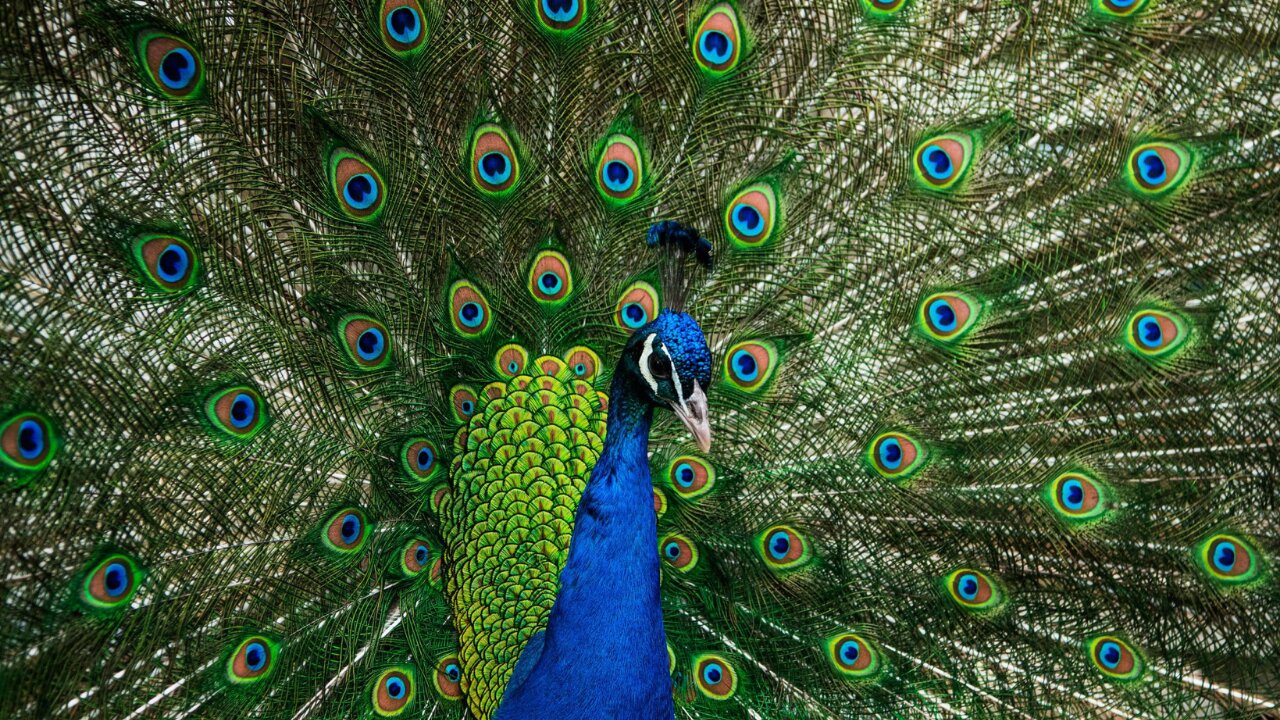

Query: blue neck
[497,371,673,719]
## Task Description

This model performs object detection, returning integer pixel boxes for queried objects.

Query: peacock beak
[671,381,711,453]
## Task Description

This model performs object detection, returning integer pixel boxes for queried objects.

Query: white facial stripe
[668,346,685,407]
[638,333,659,393]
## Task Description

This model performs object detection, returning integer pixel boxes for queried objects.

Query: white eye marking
[638,333,659,394]
[667,346,684,408]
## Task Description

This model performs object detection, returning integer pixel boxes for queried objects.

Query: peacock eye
[449,280,492,337]
[1196,534,1260,586]
[914,133,974,191]
[615,281,659,331]
[653,488,668,518]
[563,346,601,381]
[81,554,141,610]
[432,656,463,700]
[380,0,427,56]
[693,654,738,700]
[328,149,386,222]
[692,4,744,76]
[668,456,715,499]
[227,636,278,684]
[867,431,926,481]
[660,533,699,572]
[401,538,431,577]
[470,124,519,196]
[1045,471,1110,525]
[1125,142,1191,195]
[131,234,200,293]
[536,0,586,33]
[1095,0,1150,18]
[401,439,439,481]
[135,31,203,99]
[723,182,780,248]
[373,667,416,715]
[648,351,672,380]
[946,568,1004,612]
[756,525,813,572]
[596,134,643,204]
[205,386,267,440]
[918,292,981,344]
[450,385,479,423]
[1125,308,1190,360]
[337,314,391,370]
[322,508,369,554]
[722,340,778,392]
[861,0,907,15]
[1,412,57,471]
[827,633,883,679]
[1088,636,1144,681]
[528,250,573,305]
[495,344,529,378]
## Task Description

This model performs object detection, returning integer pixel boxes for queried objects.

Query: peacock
[1,0,1278,717]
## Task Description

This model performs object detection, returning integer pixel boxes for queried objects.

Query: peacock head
[619,309,713,452]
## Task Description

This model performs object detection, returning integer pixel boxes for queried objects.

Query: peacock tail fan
[1,0,1278,718]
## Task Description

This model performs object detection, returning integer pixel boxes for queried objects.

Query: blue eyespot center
[702,663,723,685]
[732,349,758,381]
[1100,642,1121,668]
[479,152,511,184]
[1062,479,1085,510]
[460,400,474,415]
[245,642,266,671]
[1213,543,1236,572]
[229,393,256,429]
[104,562,128,597]
[157,244,189,282]
[341,514,361,544]
[357,328,385,360]
[387,7,421,43]
[446,663,461,682]
[543,0,578,21]
[929,299,957,331]
[878,438,902,469]
[459,301,484,328]
[923,146,952,180]
[768,531,790,560]
[17,420,44,459]
[386,676,405,698]
[343,173,379,210]
[958,574,979,601]
[160,48,196,90]
[603,160,633,192]
[416,447,433,470]
[507,361,518,373]
[699,30,732,64]
[1137,316,1162,347]
[539,272,562,292]
[840,640,859,663]
[732,204,762,236]
[574,363,586,375]
[676,463,695,487]
[1137,149,1166,184]
[664,541,680,558]
[415,545,428,564]
[622,302,647,328]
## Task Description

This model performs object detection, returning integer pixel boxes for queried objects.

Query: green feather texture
[0,0,1277,719]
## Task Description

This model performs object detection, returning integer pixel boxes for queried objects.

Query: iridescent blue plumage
[497,311,711,720]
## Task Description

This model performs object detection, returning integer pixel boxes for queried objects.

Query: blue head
[617,309,713,451]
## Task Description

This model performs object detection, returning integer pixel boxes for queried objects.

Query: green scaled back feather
[2,0,1278,718]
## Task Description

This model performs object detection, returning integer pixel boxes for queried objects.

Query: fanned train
[1,0,1278,718]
